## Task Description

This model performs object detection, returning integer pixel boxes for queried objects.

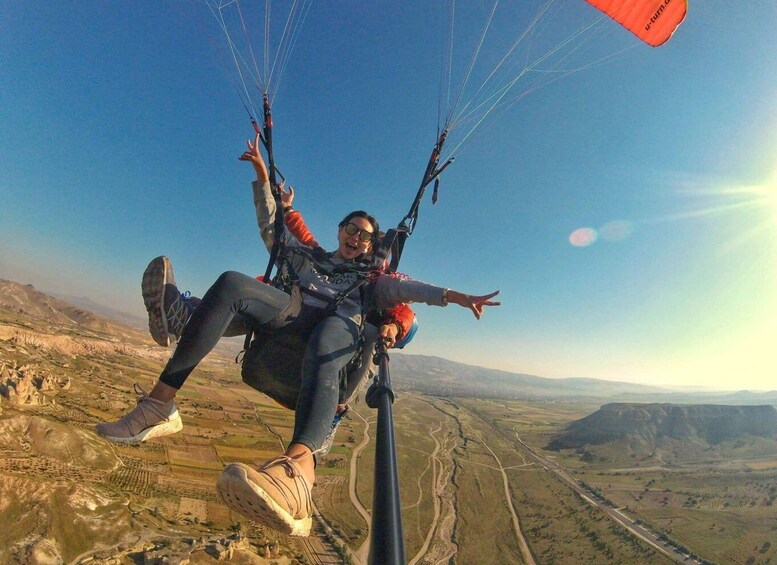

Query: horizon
[4,272,774,396]
[2,1,776,391]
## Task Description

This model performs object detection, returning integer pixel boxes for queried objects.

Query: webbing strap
[262,95,285,284]
[374,228,408,273]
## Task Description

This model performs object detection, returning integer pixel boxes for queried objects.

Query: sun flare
[652,172,777,252]
[751,181,777,226]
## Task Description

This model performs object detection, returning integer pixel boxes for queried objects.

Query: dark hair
[339,210,380,242]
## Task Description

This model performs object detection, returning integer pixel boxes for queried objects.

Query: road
[512,431,700,565]
[342,402,698,564]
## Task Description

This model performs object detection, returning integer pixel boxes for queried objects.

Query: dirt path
[431,429,460,565]
[408,423,443,565]
[468,425,536,565]
[301,508,349,565]
[350,408,374,565]
[512,431,691,564]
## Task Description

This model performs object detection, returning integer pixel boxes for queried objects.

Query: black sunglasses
[344,222,374,242]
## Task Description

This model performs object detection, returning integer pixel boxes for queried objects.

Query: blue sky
[2,1,776,390]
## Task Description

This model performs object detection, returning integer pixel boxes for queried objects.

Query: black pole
[366,343,405,565]
[362,128,454,565]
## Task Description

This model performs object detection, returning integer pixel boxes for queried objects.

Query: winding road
[349,408,374,564]
[465,425,536,565]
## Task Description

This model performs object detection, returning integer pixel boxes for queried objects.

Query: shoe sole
[97,411,184,445]
[216,463,312,537]
[142,256,174,347]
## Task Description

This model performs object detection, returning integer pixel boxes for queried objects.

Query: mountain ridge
[547,402,777,451]
[0,278,124,335]
[389,353,777,403]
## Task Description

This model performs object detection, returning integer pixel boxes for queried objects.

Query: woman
[135,190,417,454]
[142,185,416,352]
[96,133,500,537]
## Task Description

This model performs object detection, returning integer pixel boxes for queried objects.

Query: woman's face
[335,216,374,260]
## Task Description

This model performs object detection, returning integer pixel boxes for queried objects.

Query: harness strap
[241,243,375,360]
[374,228,408,273]
[262,95,285,284]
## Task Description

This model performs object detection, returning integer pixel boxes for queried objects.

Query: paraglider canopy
[586,0,687,47]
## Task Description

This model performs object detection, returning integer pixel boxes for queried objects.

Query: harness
[240,242,383,409]
[240,103,452,411]
[283,245,376,313]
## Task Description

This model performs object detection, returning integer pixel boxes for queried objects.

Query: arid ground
[2,285,776,564]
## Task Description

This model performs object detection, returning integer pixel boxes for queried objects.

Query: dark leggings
[159,271,360,451]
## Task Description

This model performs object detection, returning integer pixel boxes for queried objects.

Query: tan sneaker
[95,384,183,444]
[217,457,313,537]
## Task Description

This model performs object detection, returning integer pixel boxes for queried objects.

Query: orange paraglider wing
[586,0,687,47]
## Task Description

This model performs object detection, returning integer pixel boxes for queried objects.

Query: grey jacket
[252,180,447,323]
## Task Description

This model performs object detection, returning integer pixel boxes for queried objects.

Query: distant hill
[389,354,777,403]
[50,292,147,330]
[389,353,672,400]
[0,278,125,335]
[0,278,240,357]
[547,403,777,450]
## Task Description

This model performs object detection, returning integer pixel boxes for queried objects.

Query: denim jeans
[159,270,360,451]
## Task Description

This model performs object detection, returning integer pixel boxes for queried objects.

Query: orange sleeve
[284,210,319,248]
[382,302,415,340]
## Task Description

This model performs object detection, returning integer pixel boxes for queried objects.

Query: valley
[1,280,776,564]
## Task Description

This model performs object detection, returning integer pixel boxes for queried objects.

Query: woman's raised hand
[239,133,269,183]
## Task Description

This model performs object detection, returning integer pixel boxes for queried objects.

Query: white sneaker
[95,384,183,444]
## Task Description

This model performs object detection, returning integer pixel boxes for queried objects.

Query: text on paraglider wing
[645,0,675,33]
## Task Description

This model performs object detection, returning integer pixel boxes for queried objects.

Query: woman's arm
[367,302,417,348]
[240,134,278,251]
[445,289,501,320]
[385,302,415,339]
[374,275,500,320]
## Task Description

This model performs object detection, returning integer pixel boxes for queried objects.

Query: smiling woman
[336,213,379,261]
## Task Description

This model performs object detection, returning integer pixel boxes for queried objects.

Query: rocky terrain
[0,280,323,564]
[0,279,126,334]
[1,360,71,408]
